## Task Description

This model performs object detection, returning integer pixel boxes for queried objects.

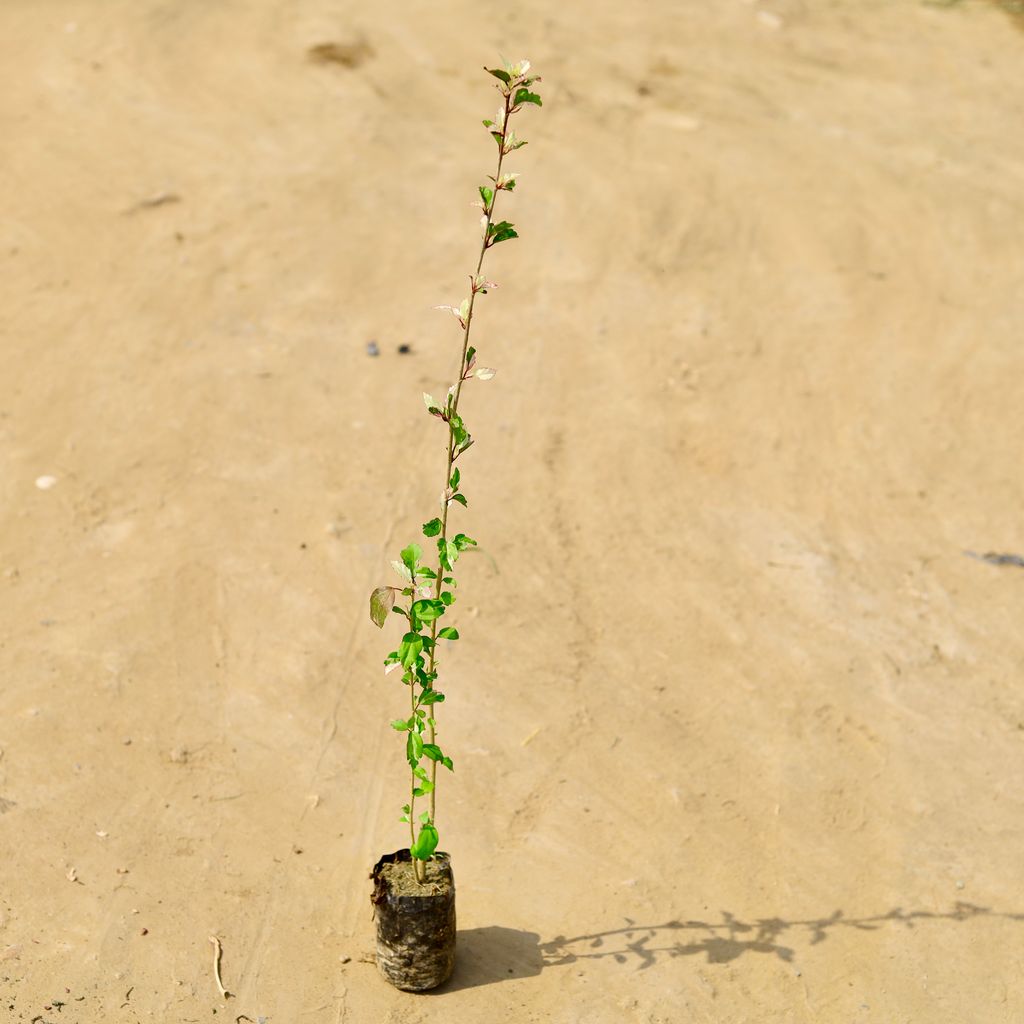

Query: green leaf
[402,804,411,814]
[453,533,477,551]
[370,586,394,628]
[449,492,468,507]
[514,87,542,107]
[437,537,451,571]
[420,689,445,705]
[443,538,459,569]
[478,185,494,209]
[398,632,424,668]
[390,719,411,731]
[412,779,434,797]
[422,517,443,538]
[466,346,476,367]
[488,220,515,239]
[440,591,454,606]
[412,599,444,623]
[487,220,519,245]
[422,743,443,762]
[441,756,454,771]
[401,543,421,575]
[410,823,439,860]
[450,467,460,489]
[406,730,424,764]
[419,811,430,824]
[449,412,467,446]
[437,626,459,640]
[486,67,511,84]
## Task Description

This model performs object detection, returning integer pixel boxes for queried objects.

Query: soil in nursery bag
[370,849,456,991]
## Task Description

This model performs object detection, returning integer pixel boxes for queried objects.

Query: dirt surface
[374,853,452,899]
[2,2,1024,1022]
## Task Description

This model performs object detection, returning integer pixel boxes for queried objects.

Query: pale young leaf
[475,367,497,380]
[434,304,463,325]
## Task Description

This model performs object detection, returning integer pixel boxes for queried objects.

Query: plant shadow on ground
[437,902,1023,991]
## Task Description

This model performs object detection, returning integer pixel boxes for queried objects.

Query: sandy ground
[2,1,1024,1021]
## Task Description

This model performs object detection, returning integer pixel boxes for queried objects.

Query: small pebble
[956,879,965,889]
[339,955,351,964]
[35,475,58,490]
[366,341,379,357]
[397,343,412,355]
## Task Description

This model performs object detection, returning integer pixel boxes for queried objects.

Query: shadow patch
[307,39,374,69]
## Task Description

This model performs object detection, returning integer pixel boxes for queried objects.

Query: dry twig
[209,935,231,999]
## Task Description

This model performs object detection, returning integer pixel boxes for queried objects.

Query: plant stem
[424,90,514,826]
[409,674,425,883]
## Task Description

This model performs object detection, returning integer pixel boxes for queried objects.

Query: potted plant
[367,58,543,992]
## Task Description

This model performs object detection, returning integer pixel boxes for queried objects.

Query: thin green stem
[424,90,514,826]
[408,672,425,883]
